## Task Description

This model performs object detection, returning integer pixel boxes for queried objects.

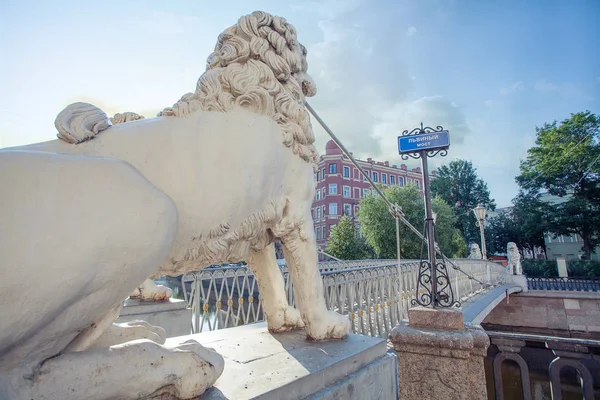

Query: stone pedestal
[165,322,397,400]
[512,274,529,292]
[389,307,490,400]
[116,298,191,337]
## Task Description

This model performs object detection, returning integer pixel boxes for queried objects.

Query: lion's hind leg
[279,219,351,340]
[246,243,304,332]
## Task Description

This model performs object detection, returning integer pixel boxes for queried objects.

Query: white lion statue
[468,243,483,259]
[506,242,523,275]
[0,11,350,400]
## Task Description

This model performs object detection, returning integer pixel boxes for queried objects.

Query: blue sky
[1,0,598,206]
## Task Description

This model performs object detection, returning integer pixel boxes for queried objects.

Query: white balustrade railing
[180,259,507,337]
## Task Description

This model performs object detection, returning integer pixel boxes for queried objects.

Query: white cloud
[500,81,524,96]
[406,26,417,36]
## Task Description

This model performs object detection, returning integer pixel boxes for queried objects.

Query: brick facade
[312,140,433,258]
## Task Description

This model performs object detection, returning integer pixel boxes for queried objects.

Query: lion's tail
[55,102,111,144]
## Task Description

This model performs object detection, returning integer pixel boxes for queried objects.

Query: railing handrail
[179,259,507,337]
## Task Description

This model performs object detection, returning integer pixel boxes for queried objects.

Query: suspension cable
[305,101,493,288]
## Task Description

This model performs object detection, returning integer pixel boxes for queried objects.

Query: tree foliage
[357,185,467,259]
[485,213,520,256]
[430,160,496,244]
[485,191,549,256]
[517,111,600,258]
[325,215,374,260]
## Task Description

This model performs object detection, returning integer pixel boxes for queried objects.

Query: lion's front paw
[91,320,167,349]
[267,306,305,333]
[166,339,225,398]
[304,310,351,340]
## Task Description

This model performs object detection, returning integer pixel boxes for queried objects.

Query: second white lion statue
[468,243,483,259]
[0,11,350,400]
[506,242,523,275]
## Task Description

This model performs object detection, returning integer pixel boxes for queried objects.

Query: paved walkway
[461,284,522,325]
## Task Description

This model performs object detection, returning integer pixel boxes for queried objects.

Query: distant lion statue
[0,11,350,400]
[506,242,522,275]
[468,243,483,259]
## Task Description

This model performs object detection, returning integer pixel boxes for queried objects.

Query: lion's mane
[158,11,319,170]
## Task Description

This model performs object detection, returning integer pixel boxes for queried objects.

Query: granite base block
[165,322,397,400]
[389,307,490,400]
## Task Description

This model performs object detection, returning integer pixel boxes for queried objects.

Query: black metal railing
[527,276,600,292]
[485,331,600,399]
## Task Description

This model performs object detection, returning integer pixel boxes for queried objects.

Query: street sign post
[398,124,458,308]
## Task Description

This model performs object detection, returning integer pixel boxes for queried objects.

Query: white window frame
[329,203,338,215]
[343,185,351,198]
[381,173,387,184]
[328,184,337,195]
[343,166,350,178]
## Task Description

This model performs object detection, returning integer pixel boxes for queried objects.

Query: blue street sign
[398,130,450,154]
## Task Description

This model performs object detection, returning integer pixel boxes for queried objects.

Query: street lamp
[473,204,487,260]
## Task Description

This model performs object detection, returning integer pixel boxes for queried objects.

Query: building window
[363,170,370,181]
[343,166,350,177]
[363,188,370,197]
[329,203,338,215]
[354,168,359,179]
[329,224,336,232]
[343,204,352,217]
[343,186,351,197]
[328,184,337,195]
[414,179,420,189]
[322,188,326,198]
[398,176,404,186]
[321,168,325,179]
[316,207,321,219]
[382,174,387,184]
[329,163,337,174]
[316,190,321,201]
[372,172,378,182]
[390,175,396,185]
[316,227,321,240]
[316,171,321,182]
[354,188,361,198]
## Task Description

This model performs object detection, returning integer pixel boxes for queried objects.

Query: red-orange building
[312,140,432,258]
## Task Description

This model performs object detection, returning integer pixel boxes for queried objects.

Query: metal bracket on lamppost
[398,123,460,308]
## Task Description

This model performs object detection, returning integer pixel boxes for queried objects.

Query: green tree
[325,215,374,260]
[432,196,468,258]
[510,191,549,252]
[517,111,600,259]
[357,185,467,259]
[430,160,496,244]
[485,213,520,255]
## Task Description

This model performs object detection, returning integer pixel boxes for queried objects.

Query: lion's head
[159,11,319,170]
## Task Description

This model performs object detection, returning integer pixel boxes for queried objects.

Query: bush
[522,259,558,277]
[567,260,600,277]
[521,259,600,277]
